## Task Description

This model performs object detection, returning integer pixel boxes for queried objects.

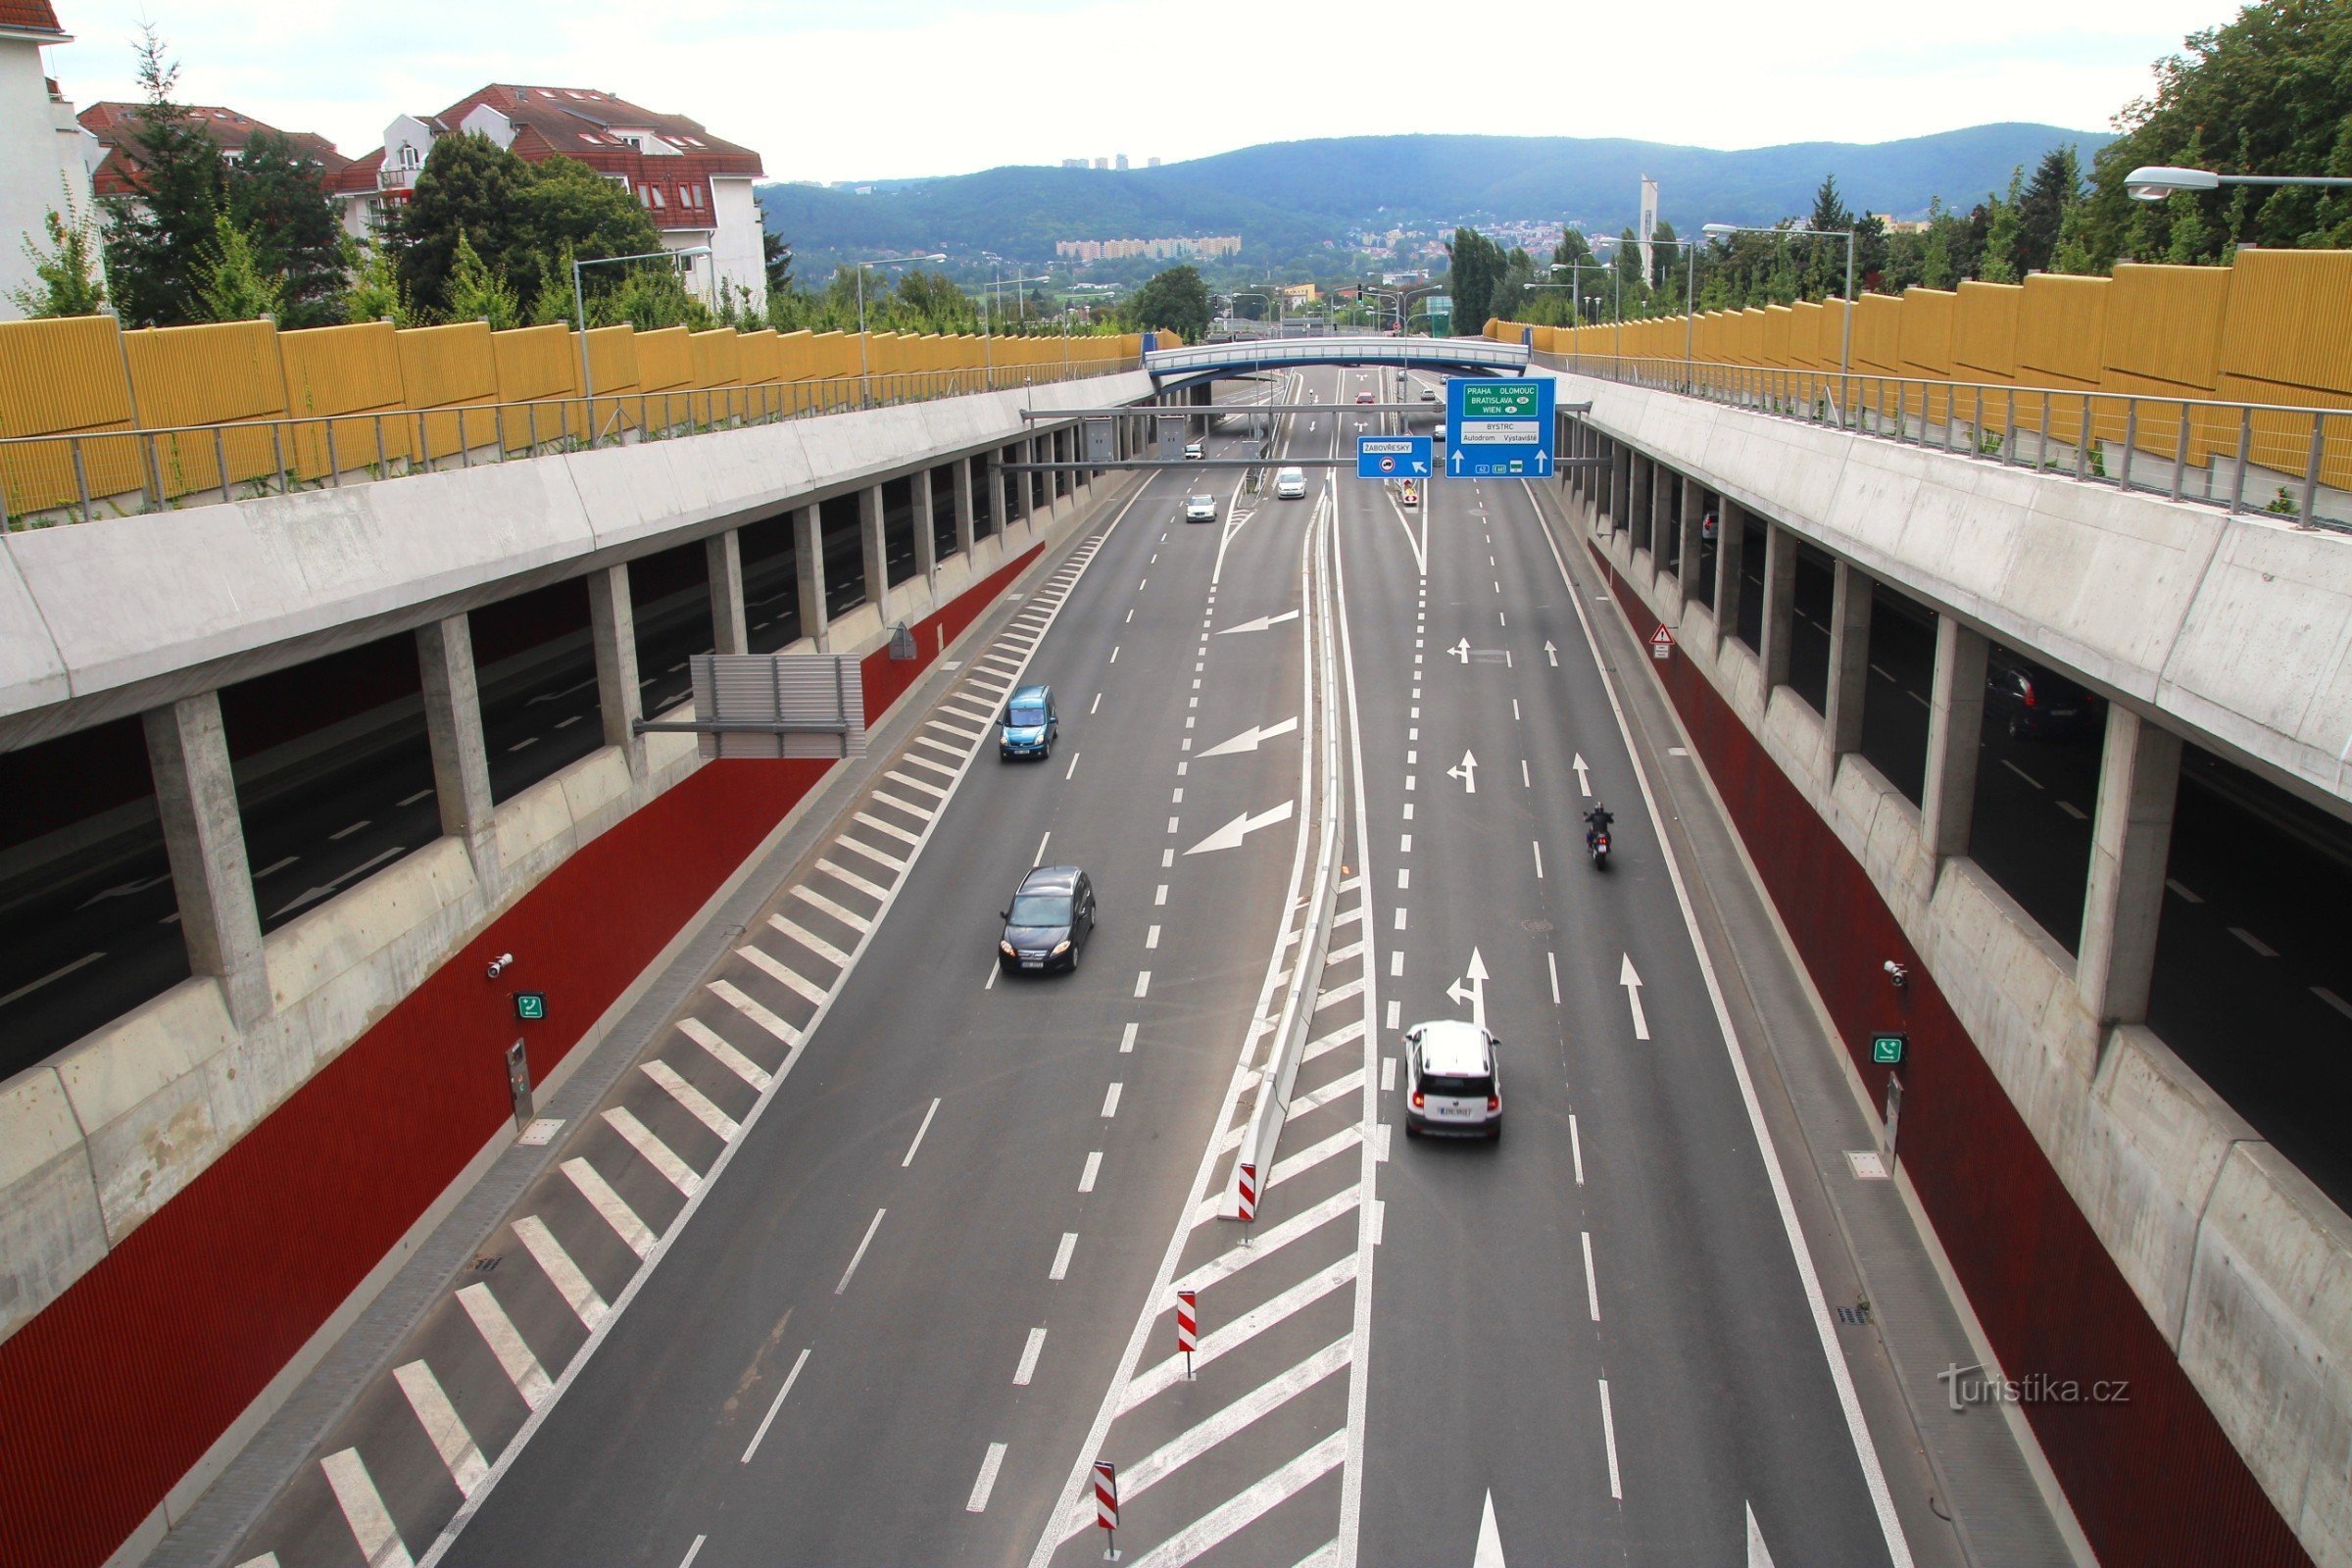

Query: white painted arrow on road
[1446,751,1479,793]
[1619,954,1650,1041]
[1185,799,1295,855]
[1198,716,1299,758]
[1572,754,1592,798]
[1449,638,1471,663]
[1544,641,1559,666]
[1446,948,1489,1030]
[1474,1489,1504,1566]
[1215,610,1300,636]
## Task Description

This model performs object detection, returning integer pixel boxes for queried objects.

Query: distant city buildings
[1054,234,1241,264]
[1061,154,1155,171]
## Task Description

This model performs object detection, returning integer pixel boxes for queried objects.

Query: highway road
[209,367,1930,1568]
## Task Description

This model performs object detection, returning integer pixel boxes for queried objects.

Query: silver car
[1401,1019,1502,1139]
[1184,494,1217,522]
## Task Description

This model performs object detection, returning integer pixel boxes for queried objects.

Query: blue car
[1000,684,1058,760]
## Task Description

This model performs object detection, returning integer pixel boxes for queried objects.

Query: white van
[1401,1019,1502,1139]
[1274,466,1307,499]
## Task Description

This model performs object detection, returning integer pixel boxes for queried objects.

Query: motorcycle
[1587,827,1611,868]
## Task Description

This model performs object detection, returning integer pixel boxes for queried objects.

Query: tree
[1122,264,1211,343]
[763,228,794,295]
[443,230,520,328]
[226,129,346,327]
[1446,226,1506,335]
[344,241,411,325]
[1978,166,2027,282]
[517,156,662,302]
[393,132,532,318]
[192,213,284,321]
[8,185,108,318]
[99,27,229,326]
[2013,146,2082,275]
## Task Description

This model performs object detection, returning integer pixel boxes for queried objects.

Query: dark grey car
[998,865,1097,974]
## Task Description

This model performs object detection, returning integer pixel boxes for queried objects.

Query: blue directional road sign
[1356,434,1433,479]
[1446,377,1556,478]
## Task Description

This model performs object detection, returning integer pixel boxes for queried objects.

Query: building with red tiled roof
[2,1,101,320]
[78,100,351,201]
[350,83,770,310]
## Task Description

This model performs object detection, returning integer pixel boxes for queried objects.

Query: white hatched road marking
[1058,1337,1351,1543]
[601,1107,702,1197]
[1289,1067,1364,1120]
[642,1059,741,1143]
[456,1284,553,1406]
[834,833,908,873]
[319,1447,415,1568]
[815,858,892,903]
[1193,1126,1362,1224]
[767,912,852,969]
[910,733,965,763]
[1123,1253,1358,1412]
[560,1157,655,1257]
[1173,1188,1359,1298]
[737,945,829,1006]
[393,1360,488,1497]
[792,884,876,933]
[869,790,936,824]
[707,979,802,1049]
[1301,1020,1365,1063]
[1125,1431,1348,1568]
[900,750,958,778]
[513,1215,610,1329]
[676,1019,772,1092]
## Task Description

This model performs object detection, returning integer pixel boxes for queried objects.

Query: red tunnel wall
[1584,537,2308,1568]
[0,542,1039,1568]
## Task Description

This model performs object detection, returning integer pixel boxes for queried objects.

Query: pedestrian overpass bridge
[1143,331,1528,387]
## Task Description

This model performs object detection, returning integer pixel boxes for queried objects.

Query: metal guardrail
[0,357,1138,532]
[1543,351,2352,530]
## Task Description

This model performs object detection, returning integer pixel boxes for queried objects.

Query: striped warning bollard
[1176,1288,1198,1380]
[1237,1161,1258,1240]
[1095,1459,1120,1560]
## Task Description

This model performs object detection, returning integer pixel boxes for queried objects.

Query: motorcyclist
[1584,803,1615,852]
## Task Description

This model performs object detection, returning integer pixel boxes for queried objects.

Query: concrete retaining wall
[1545,388,2349,1564]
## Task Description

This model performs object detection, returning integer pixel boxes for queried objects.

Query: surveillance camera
[1884,960,1909,988]
[486,953,514,981]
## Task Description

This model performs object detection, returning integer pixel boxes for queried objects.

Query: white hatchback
[1274,467,1307,499]
[1401,1019,1502,1139]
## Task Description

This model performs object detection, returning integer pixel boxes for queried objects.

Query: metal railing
[1544,351,2352,530]
[0,355,1138,532]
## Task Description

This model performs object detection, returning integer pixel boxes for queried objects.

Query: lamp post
[1704,221,1855,422]
[985,266,1050,384]
[573,245,711,401]
[2125,165,2352,201]
[851,251,948,379]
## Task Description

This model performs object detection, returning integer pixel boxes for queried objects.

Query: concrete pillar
[1714,498,1746,638]
[859,483,890,619]
[144,692,270,1026]
[1676,479,1705,609]
[1609,442,1632,533]
[416,614,496,876]
[1757,521,1797,689]
[1823,562,1874,760]
[1628,454,1652,551]
[793,503,828,652]
[987,452,1008,543]
[954,458,977,558]
[1651,466,1676,570]
[1920,615,1989,860]
[2078,708,2183,1026]
[706,528,748,656]
[911,467,938,590]
[588,564,644,773]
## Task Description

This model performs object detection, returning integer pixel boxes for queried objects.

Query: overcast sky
[44,0,2231,182]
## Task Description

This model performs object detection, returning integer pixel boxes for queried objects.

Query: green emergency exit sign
[1870,1032,1906,1065]
[514,991,548,1022]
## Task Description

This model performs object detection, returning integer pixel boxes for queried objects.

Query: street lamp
[1704,221,1855,421]
[573,246,711,400]
[984,267,1050,383]
[852,252,948,377]
[2125,164,2352,202]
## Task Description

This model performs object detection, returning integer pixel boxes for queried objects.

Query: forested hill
[759,123,2108,267]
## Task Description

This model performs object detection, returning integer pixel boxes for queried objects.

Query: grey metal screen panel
[1083,417,1115,463]
[1157,415,1189,452]
[688,654,866,760]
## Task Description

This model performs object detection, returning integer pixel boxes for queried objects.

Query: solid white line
[1582,1231,1601,1321]
[1127,1431,1348,1568]
[834,1207,886,1296]
[708,979,802,1050]
[1548,952,1561,1004]
[677,1019,772,1092]
[737,945,829,1006]
[561,1157,655,1258]
[740,1347,809,1463]
[394,1360,489,1497]
[1034,830,1053,866]
[903,1098,941,1167]
[1538,480,1912,1563]
[1102,1082,1123,1117]
[0,950,106,1007]
[1571,1115,1586,1185]
[967,1442,1009,1512]
[1598,1379,1622,1499]
[1051,1231,1078,1280]
[457,1283,553,1406]
[676,1536,706,1568]
[768,912,853,968]
[642,1059,742,1143]
[602,1107,701,1197]
[1015,1327,1049,1386]
[514,1215,610,1330]
[1080,1151,1102,1192]
[319,1447,416,1568]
